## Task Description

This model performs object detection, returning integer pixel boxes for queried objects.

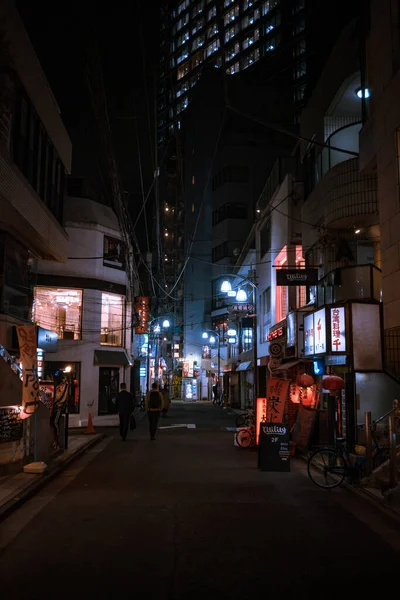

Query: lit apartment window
[224,5,239,25]
[207,6,217,20]
[191,50,204,68]
[266,33,281,52]
[207,24,219,39]
[293,38,306,58]
[192,0,205,18]
[243,0,254,9]
[225,25,239,42]
[242,29,259,50]
[177,49,190,64]
[177,62,190,80]
[224,0,235,6]
[262,0,279,16]
[101,292,124,347]
[293,17,305,35]
[206,38,220,56]
[33,287,83,340]
[192,17,205,34]
[225,41,240,61]
[294,60,306,79]
[242,47,260,69]
[265,12,281,33]
[191,35,205,50]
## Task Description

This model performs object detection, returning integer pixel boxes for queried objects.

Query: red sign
[135,296,149,334]
[256,397,267,445]
[267,327,284,342]
[265,378,290,424]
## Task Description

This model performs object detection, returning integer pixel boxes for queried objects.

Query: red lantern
[322,375,344,395]
[297,373,314,388]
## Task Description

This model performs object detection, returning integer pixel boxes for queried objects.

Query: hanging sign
[16,325,40,419]
[269,342,282,357]
[303,313,314,356]
[276,268,318,286]
[135,297,149,334]
[330,306,346,352]
[314,308,326,354]
[265,378,290,423]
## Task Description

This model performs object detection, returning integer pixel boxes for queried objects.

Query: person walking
[145,382,164,440]
[161,385,171,418]
[116,382,135,441]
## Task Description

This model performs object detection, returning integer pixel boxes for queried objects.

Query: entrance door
[98,368,120,415]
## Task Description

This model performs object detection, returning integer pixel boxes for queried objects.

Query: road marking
[0,437,112,555]
[159,424,196,430]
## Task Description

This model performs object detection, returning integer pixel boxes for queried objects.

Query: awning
[236,361,252,371]
[94,350,131,367]
[274,359,312,372]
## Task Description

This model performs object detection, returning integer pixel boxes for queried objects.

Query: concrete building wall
[359,0,400,331]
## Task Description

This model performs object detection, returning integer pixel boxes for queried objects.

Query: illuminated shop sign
[330,307,346,353]
[267,327,284,342]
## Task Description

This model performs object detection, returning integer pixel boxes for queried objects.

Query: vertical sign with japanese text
[304,313,314,356]
[256,397,267,445]
[330,307,346,353]
[265,378,290,423]
[16,325,40,419]
[314,308,326,354]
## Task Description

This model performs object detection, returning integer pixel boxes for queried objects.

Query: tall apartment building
[156,0,361,388]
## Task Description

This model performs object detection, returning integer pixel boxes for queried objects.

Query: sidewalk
[0,432,104,523]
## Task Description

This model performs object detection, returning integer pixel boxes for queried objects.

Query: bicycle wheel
[307,448,346,489]
[236,428,253,448]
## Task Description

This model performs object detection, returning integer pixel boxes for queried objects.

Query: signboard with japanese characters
[276,268,318,286]
[258,422,290,472]
[314,308,326,354]
[265,378,289,423]
[303,313,314,356]
[330,307,346,353]
[16,325,40,419]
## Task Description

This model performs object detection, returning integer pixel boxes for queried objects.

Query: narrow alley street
[0,403,399,599]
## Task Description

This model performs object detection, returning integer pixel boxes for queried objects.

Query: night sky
[16,0,161,253]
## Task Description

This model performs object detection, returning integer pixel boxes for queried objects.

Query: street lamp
[202,329,221,398]
[146,318,171,392]
[219,273,258,407]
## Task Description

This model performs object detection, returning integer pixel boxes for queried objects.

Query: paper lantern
[290,384,300,404]
[297,373,314,388]
[322,375,344,395]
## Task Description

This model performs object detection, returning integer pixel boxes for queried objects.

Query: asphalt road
[0,402,399,599]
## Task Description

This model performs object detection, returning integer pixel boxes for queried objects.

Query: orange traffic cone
[86,412,95,434]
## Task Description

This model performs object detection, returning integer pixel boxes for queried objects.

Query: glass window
[242,47,260,69]
[101,292,124,347]
[266,33,280,52]
[293,17,305,35]
[224,5,239,25]
[177,62,190,79]
[225,42,240,61]
[293,0,305,13]
[265,11,281,33]
[243,0,254,9]
[227,61,240,75]
[224,0,235,6]
[262,0,279,16]
[242,327,253,352]
[206,39,220,56]
[207,24,219,39]
[242,29,259,50]
[207,6,217,20]
[33,287,83,340]
[225,25,238,42]
[293,38,306,58]
[294,60,307,79]
[191,35,205,50]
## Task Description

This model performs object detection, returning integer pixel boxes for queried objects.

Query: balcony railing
[316,264,382,307]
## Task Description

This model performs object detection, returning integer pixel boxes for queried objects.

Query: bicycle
[236,409,255,428]
[307,433,390,489]
[236,424,256,448]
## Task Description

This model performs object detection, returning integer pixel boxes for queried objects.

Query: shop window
[33,287,83,340]
[101,292,124,347]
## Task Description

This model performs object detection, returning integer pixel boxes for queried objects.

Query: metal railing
[316,264,382,307]
[363,400,400,488]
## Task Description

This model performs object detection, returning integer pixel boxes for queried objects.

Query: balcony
[316,264,382,307]
[304,158,378,230]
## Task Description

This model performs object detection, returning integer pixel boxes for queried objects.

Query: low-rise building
[33,195,133,427]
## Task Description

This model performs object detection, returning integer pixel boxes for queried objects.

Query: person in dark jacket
[145,382,164,440]
[116,383,135,441]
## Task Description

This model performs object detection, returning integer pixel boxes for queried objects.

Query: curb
[0,433,105,524]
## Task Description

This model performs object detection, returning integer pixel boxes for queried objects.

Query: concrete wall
[359,0,400,330]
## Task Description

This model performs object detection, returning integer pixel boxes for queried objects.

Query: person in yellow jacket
[145,382,164,440]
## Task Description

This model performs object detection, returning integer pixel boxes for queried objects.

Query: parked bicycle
[307,432,390,489]
[236,409,255,428]
[236,424,256,448]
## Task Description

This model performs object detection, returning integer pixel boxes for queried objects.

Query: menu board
[258,422,290,472]
[0,408,23,443]
[292,405,318,452]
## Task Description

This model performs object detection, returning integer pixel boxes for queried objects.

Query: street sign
[269,342,282,357]
[258,422,290,472]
